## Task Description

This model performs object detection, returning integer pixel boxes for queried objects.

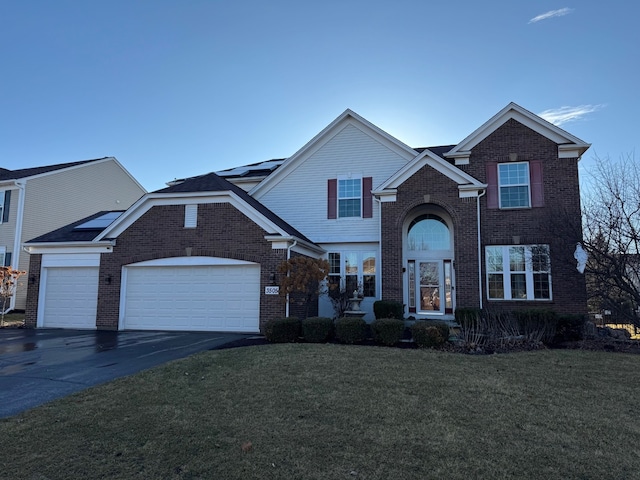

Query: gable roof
[0,157,110,182]
[445,102,591,164]
[154,172,314,243]
[374,147,487,200]
[250,109,419,199]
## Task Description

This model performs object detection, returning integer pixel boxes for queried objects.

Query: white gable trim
[96,191,289,240]
[373,149,486,199]
[250,109,418,199]
[23,242,115,255]
[445,102,591,162]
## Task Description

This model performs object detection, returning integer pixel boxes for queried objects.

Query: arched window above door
[407,214,450,251]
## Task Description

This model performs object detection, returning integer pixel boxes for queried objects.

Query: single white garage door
[122,264,260,332]
[42,267,99,329]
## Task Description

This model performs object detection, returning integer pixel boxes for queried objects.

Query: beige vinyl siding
[258,123,409,243]
[15,159,146,309]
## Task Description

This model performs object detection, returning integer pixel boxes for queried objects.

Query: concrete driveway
[0,328,255,418]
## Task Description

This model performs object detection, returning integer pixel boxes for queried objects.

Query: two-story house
[1,157,145,312]
[23,103,589,331]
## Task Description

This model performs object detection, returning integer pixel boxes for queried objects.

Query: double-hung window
[498,162,530,208]
[486,245,551,300]
[338,178,362,218]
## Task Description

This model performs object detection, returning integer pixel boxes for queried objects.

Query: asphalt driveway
[0,328,256,418]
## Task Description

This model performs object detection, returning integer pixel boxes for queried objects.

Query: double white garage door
[39,257,260,332]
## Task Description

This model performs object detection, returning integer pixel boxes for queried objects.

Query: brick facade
[381,118,587,315]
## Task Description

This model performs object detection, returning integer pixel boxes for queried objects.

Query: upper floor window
[407,215,450,251]
[498,162,530,208]
[486,244,551,300]
[338,178,362,218]
[327,177,373,219]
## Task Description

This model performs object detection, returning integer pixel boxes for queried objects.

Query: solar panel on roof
[74,211,123,230]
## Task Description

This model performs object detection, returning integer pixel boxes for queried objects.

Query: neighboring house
[24,103,590,332]
[0,157,146,311]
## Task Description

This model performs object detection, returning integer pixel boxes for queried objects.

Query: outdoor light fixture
[105,274,112,284]
[269,273,276,285]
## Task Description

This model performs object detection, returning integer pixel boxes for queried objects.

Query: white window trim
[337,175,363,219]
[327,250,377,297]
[184,204,198,228]
[486,245,552,301]
[0,246,6,267]
[498,162,531,209]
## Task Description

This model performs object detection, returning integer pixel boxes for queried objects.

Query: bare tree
[580,153,640,325]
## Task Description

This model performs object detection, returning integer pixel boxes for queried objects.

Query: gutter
[285,240,298,318]
[10,181,25,312]
[476,189,487,309]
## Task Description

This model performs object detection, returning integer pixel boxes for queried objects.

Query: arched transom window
[407,214,450,251]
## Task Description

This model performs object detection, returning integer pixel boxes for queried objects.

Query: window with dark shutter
[327,179,337,219]
[362,177,373,218]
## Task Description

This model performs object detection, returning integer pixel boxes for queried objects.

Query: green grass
[1,344,640,479]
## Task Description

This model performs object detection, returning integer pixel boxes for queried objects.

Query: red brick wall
[381,118,587,315]
[95,202,292,331]
[24,254,42,328]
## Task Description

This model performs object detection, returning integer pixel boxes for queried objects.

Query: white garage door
[122,264,260,332]
[42,267,99,329]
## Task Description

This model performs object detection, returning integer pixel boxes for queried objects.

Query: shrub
[513,309,558,344]
[335,317,367,344]
[554,314,587,342]
[301,316,334,343]
[264,317,301,343]
[411,321,450,348]
[455,307,483,329]
[373,300,404,320]
[371,318,405,346]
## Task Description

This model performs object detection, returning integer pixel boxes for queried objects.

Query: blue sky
[1,1,637,192]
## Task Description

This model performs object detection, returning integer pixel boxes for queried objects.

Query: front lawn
[1,344,639,479]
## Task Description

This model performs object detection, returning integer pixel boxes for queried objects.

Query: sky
[1,1,638,192]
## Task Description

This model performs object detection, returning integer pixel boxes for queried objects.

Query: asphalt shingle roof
[156,172,314,244]
[0,158,107,182]
[26,211,125,243]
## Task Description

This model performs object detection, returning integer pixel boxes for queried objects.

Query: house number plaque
[265,286,279,295]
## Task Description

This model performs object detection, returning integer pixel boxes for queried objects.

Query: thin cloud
[538,105,604,126]
[529,8,574,24]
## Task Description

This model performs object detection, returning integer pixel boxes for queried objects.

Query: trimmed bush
[301,316,334,343]
[335,317,367,344]
[554,314,587,342]
[513,309,558,344]
[264,317,301,343]
[412,321,450,348]
[371,318,405,346]
[373,300,404,320]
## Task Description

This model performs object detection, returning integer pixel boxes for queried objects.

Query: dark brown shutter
[530,161,544,207]
[2,190,10,223]
[486,163,498,209]
[362,177,373,218]
[327,179,337,219]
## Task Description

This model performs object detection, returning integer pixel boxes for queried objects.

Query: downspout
[476,189,486,310]
[375,196,382,300]
[10,181,26,312]
[285,240,298,318]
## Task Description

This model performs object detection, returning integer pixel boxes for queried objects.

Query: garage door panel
[42,267,98,329]
[122,264,260,332]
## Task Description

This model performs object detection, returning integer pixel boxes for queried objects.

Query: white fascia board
[372,189,397,202]
[458,184,488,198]
[23,241,115,255]
[264,235,325,256]
[97,191,292,241]
[445,102,591,159]
[559,143,592,159]
[250,110,417,199]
